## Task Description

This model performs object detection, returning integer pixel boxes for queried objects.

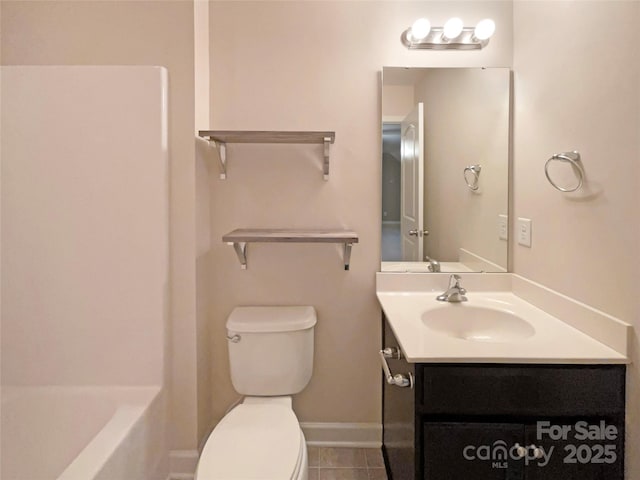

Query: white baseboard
[168,450,198,480]
[301,422,382,448]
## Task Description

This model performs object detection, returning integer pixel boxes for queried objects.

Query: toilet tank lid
[227,306,317,333]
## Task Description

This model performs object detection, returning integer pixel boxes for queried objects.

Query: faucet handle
[449,274,462,288]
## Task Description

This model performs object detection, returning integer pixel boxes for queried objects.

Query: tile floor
[307,447,387,480]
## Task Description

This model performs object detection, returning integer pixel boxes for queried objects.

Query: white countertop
[377,273,630,364]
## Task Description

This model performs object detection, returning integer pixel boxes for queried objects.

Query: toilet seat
[196,399,305,480]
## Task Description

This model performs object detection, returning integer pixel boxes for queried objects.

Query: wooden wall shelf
[222,228,358,270]
[198,130,336,180]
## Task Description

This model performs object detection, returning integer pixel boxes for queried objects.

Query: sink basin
[422,305,536,342]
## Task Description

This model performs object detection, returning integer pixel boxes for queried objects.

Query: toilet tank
[226,306,316,396]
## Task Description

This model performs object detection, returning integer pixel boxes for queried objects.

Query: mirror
[381,67,510,273]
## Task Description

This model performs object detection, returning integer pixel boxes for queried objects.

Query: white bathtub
[1,386,166,480]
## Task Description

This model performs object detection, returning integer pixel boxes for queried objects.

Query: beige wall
[382,85,415,120]
[415,68,509,267]
[0,1,198,450]
[206,0,513,428]
[196,141,213,444]
[194,0,215,445]
[512,1,640,476]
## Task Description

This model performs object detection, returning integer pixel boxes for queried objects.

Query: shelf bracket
[323,137,331,181]
[211,141,227,180]
[228,242,247,269]
[343,243,353,271]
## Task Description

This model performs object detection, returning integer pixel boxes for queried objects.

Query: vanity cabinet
[382,319,626,480]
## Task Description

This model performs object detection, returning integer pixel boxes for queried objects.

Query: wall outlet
[517,218,532,247]
[498,214,508,241]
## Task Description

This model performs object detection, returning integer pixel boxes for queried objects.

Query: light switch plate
[517,218,532,247]
[498,214,508,241]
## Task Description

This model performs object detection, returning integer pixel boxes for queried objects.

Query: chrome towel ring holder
[545,151,584,192]
[464,164,482,191]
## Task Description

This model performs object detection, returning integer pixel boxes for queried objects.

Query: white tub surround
[1,66,168,385]
[1,66,170,480]
[1,387,164,480]
[376,273,630,364]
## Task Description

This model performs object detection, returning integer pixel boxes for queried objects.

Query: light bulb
[410,18,431,41]
[473,19,495,41]
[443,17,463,41]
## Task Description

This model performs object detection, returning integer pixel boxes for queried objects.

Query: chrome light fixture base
[401,27,489,50]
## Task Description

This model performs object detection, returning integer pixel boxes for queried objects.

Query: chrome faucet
[425,256,441,273]
[437,274,467,302]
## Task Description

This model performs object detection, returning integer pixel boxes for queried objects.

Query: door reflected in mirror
[381,67,510,273]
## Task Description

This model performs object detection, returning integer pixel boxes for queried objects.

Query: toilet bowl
[195,306,316,480]
[196,397,308,480]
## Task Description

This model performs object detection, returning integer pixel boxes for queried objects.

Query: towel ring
[464,165,481,191]
[545,151,584,192]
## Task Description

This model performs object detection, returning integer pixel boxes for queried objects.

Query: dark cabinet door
[423,423,525,480]
[523,422,624,480]
[383,319,416,480]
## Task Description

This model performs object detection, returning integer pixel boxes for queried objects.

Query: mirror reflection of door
[381,104,425,262]
[381,123,402,261]
[400,104,424,262]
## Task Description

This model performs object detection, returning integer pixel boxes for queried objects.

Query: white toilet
[195,306,317,480]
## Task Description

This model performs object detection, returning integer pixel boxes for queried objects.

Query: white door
[400,103,424,261]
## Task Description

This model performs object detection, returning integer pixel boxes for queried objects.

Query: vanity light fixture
[402,17,495,50]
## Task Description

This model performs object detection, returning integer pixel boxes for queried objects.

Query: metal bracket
[381,347,402,360]
[379,349,414,389]
[343,243,353,270]
[212,141,227,180]
[228,242,247,269]
[323,137,331,180]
